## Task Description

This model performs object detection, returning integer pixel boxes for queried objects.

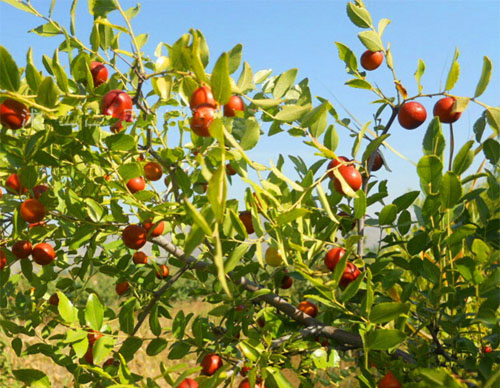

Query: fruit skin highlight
[20,199,46,223]
[190,86,217,110]
[200,353,223,376]
[298,301,318,317]
[360,50,384,71]
[190,104,215,137]
[0,99,30,130]
[32,243,56,265]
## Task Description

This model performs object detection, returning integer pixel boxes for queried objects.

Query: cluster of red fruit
[324,247,360,287]
[189,85,245,137]
[125,161,164,194]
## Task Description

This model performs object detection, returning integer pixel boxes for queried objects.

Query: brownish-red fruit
[239,211,254,235]
[88,330,103,346]
[280,274,293,289]
[369,151,383,172]
[332,165,362,196]
[122,225,147,249]
[190,86,217,110]
[398,101,427,130]
[327,156,349,180]
[191,104,215,137]
[32,243,56,265]
[32,184,49,199]
[178,378,199,388]
[0,188,2,199]
[0,99,30,130]
[0,250,6,270]
[298,301,318,318]
[201,353,223,376]
[226,163,237,176]
[144,162,163,181]
[5,173,26,194]
[240,366,251,377]
[12,240,32,259]
[133,251,148,265]
[48,293,59,306]
[101,90,133,132]
[377,371,402,388]
[84,348,94,364]
[90,61,108,87]
[143,220,164,237]
[239,378,265,388]
[115,281,130,296]
[20,199,46,223]
[433,96,461,124]
[126,177,146,193]
[360,50,384,71]
[483,346,493,354]
[324,247,345,271]
[340,262,361,288]
[223,95,245,117]
[156,264,169,279]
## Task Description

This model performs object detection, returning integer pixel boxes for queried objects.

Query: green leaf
[440,171,462,209]
[414,59,425,93]
[85,293,104,331]
[240,118,261,150]
[452,140,474,175]
[345,78,372,89]
[335,42,358,74]
[168,342,191,360]
[69,224,95,250]
[422,117,445,159]
[227,43,242,74]
[266,367,295,388]
[0,45,20,91]
[273,68,298,99]
[57,292,78,324]
[211,52,231,105]
[366,329,405,350]
[88,0,117,17]
[237,61,255,93]
[324,124,339,152]
[151,76,172,100]
[31,22,61,37]
[486,107,500,135]
[119,298,137,335]
[86,198,105,222]
[146,338,168,356]
[52,50,69,92]
[105,133,137,151]
[184,198,212,235]
[12,369,50,388]
[378,18,391,36]
[369,303,409,324]
[1,0,38,15]
[418,368,463,388]
[353,189,366,219]
[417,155,443,195]
[254,69,272,84]
[93,336,114,364]
[483,138,500,165]
[118,337,142,362]
[445,48,460,91]
[207,165,227,223]
[361,134,390,164]
[340,271,365,302]
[397,210,412,235]
[250,98,282,108]
[346,2,372,28]
[277,208,310,226]
[474,56,492,98]
[118,163,142,180]
[36,77,59,108]
[379,204,397,225]
[225,243,249,273]
[358,30,384,52]
[301,102,330,138]
[274,104,311,123]
[149,305,161,336]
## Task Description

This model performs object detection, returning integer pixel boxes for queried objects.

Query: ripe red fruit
[369,151,383,172]
[126,177,146,193]
[122,225,147,250]
[298,301,318,318]
[84,347,94,364]
[101,90,133,132]
[144,162,163,181]
[20,199,46,223]
[115,281,130,295]
[433,96,461,124]
[239,211,254,235]
[327,156,349,180]
[332,165,362,195]
[12,240,32,259]
[156,264,169,279]
[190,86,217,110]
[223,95,245,117]
[240,366,251,377]
[48,293,59,306]
[360,50,384,71]
[133,251,148,265]
[5,173,26,194]
[32,184,49,199]
[280,274,293,289]
[398,101,427,130]
[178,378,199,388]
[191,104,215,137]
[90,61,108,87]
[0,99,30,130]
[483,346,493,354]
[324,247,345,271]
[201,353,223,376]
[88,330,103,346]
[377,371,402,388]
[340,262,361,288]
[143,220,164,237]
[0,188,2,199]
[32,242,56,265]
[239,378,265,388]
[0,250,6,270]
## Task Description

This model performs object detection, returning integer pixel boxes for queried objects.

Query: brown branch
[151,236,415,364]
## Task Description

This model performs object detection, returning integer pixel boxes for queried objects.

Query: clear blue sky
[1,0,499,206]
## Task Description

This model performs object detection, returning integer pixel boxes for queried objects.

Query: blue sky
[1,0,499,206]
